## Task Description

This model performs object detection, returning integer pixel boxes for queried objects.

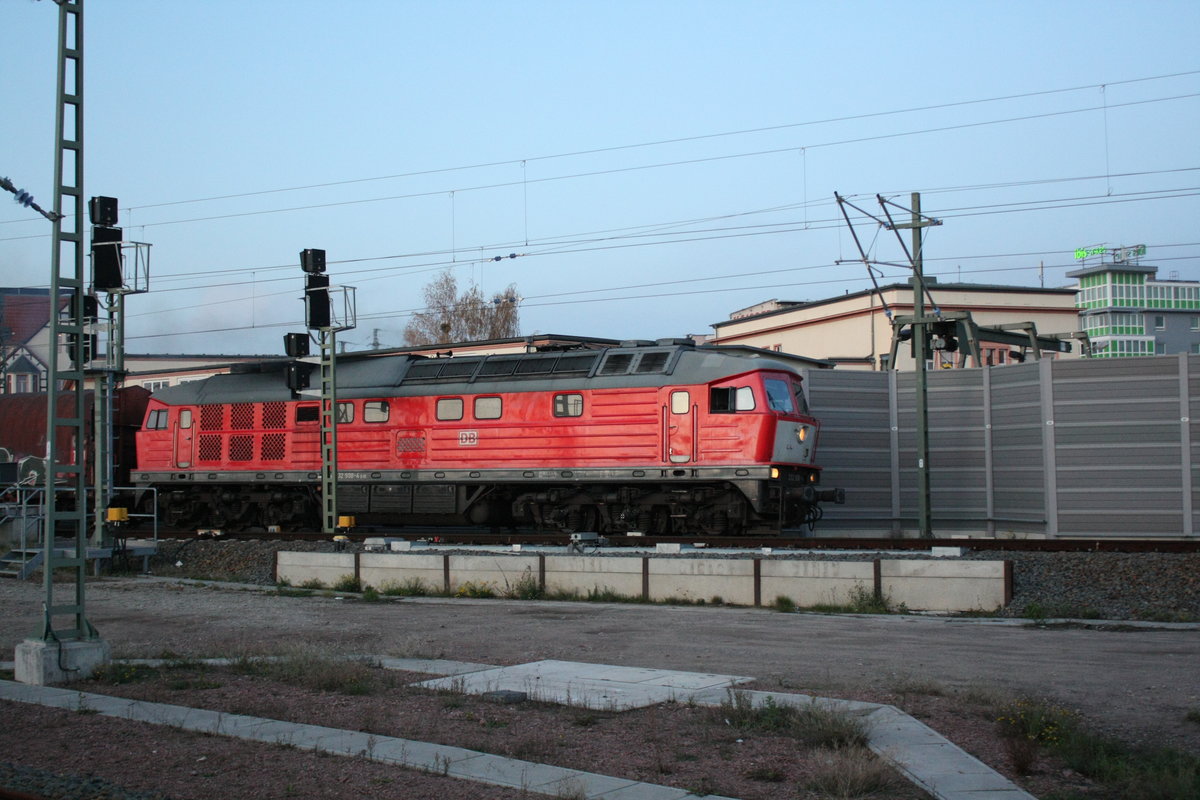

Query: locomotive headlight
[796,426,808,443]
[770,467,780,479]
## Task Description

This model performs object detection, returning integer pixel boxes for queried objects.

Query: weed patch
[379,577,430,597]
[717,691,867,749]
[804,745,903,798]
[454,580,496,598]
[501,569,544,600]
[332,574,362,593]
[996,697,1200,798]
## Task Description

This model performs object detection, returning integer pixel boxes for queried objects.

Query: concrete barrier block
[881,559,1006,612]
[448,554,541,594]
[543,555,643,599]
[359,553,445,593]
[276,551,355,588]
[760,560,874,608]
[647,558,755,605]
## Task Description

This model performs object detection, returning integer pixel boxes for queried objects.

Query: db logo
[458,430,478,447]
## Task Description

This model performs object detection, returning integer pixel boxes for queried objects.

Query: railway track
[148,527,1200,553]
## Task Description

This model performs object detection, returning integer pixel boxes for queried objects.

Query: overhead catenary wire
[122,252,1200,344]
[2,89,1196,237]
[5,67,1194,225]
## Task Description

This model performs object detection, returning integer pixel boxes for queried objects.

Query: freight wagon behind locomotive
[133,340,844,535]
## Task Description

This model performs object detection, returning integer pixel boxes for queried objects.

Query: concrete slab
[863,706,1037,800]
[418,659,753,710]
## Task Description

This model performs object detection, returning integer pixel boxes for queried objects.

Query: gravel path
[2,541,1198,799]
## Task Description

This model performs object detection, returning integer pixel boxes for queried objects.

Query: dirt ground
[2,577,1199,799]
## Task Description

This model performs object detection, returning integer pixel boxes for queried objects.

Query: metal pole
[911,192,932,537]
[42,0,97,641]
[320,328,338,533]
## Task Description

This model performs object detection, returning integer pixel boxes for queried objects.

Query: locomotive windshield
[764,379,794,413]
[764,377,809,415]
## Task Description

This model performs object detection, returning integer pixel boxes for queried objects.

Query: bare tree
[402,270,521,346]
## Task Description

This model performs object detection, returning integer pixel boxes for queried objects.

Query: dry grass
[805,745,906,798]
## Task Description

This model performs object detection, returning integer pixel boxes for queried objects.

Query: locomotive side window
[553,393,583,417]
[474,396,502,419]
[364,401,389,423]
[179,409,193,429]
[296,405,319,423]
[336,401,355,424]
[793,383,809,414]
[436,397,464,421]
[764,379,795,413]
[709,386,755,413]
[671,391,690,414]
[146,409,168,429]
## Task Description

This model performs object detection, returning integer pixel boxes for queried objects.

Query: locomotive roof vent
[619,339,656,348]
[655,337,695,347]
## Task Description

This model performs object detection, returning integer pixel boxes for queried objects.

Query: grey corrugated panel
[1055,422,1183,445]
[1055,445,1181,464]
[988,362,1042,384]
[991,407,1041,425]
[992,464,1047,481]
[1057,445,1185,466]
[1055,379,1179,403]
[818,412,892,430]
[821,452,893,469]
[1058,484,1186,499]
[1055,355,1180,381]
[1057,467,1183,488]
[1058,516,1184,535]
[1055,398,1180,418]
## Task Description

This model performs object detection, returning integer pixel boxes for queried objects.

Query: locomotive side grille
[553,353,599,373]
[599,353,633,375]
[634,352,669,373]
[479,359,519,376]
[515,356,555,374]
[199,404,224,431]
[229,434,254,462]
[439,359,480,377]
[262,402,287,429]
[197,435,222,462]
[230,403,254,430]
[261,433,285,460]
[397,436,426,453]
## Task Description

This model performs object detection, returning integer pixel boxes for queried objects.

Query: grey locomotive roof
[151,343,833,406]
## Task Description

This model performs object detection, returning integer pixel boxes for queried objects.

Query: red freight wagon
[0,387,150,487]
[133,341,843,534]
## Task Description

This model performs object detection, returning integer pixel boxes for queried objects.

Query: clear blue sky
[3,0,1198,354]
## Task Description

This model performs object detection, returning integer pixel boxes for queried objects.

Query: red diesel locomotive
[132,340,843,534]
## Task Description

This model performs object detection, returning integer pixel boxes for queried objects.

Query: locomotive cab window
[146,409,168,430]
[554,393,583,417]
[671,391,690,414]
[296,405,319,423]
[792,383,809,414]
[364,401,389,423]
[763,379,795,414]
[709,386,755,413]
[179,409,193,429]
[474,396,502,420]
[336,402,354,424]
[436,397,464,421]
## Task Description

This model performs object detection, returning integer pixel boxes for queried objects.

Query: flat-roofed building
[711,279,1080,370]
